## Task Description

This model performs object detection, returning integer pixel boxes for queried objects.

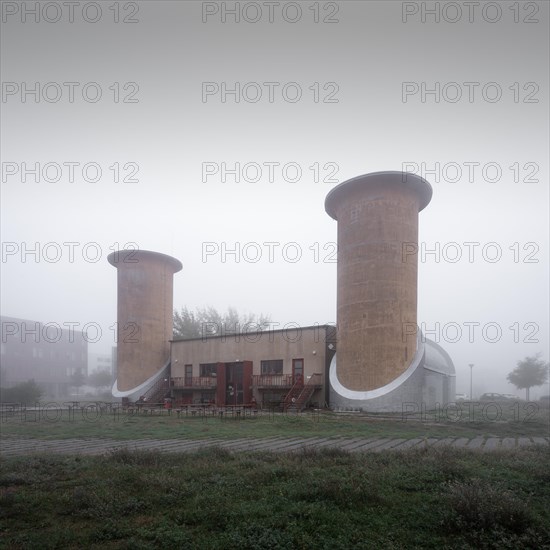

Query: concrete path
[1,436,548,457]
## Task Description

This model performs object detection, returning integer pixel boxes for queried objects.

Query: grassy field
[1,445,549,549]
[1,403,549,441]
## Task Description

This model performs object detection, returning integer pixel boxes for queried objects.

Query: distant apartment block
[0,315,88,398]
[88,351,114,375]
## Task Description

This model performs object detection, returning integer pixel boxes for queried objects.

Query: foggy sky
[1,1,549,397]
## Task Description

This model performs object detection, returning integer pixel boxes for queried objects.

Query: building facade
[88,352,114,375]
[170,325,336,408]
[108,171,456,412]
[325,172,455,411]
[108,250,182,395]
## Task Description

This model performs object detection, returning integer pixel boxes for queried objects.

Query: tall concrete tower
[108,249,182,394]
[325,172,432,401]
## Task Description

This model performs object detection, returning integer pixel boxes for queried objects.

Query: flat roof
[107,249,182,272]
[325,171,433,220]
[170,324,336,343]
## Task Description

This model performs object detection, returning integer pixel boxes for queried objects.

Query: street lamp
[469,363,474,400]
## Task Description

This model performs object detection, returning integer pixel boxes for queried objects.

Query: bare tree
[173,306,271,340]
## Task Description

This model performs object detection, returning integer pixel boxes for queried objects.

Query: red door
[184,364,192,386]
[292,359,304,385]
[216,362,226,405]
[215,361,252,406]
[225,362,243,405]
[243,361,252,404]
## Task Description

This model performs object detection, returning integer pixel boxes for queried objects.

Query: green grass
[1,404,549,441]
[1,445,549,549]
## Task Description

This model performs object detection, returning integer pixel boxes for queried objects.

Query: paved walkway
[1,436,548,457]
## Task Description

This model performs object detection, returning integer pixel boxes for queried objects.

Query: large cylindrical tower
[325,171,432,391]
[108,249,182,392]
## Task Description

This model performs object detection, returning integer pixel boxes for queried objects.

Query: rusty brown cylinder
[108,250,182,391]
[325,172,432,391]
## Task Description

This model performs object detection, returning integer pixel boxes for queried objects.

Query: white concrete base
[329,335,455,413]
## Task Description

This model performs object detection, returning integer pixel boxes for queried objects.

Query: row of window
[260,359,283,375]
[199,363,217,377]
[187,360,288,377]
[65,367,85,377]
[4,345,87,363]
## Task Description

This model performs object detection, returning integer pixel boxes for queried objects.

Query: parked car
[501,393,520,400]
[540,395,550,406]
[479,392,507,401]
[455,393,469,401]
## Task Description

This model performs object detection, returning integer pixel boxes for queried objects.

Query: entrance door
[184,364,192,386]
[292,359,304,385]
[225,362,244,405]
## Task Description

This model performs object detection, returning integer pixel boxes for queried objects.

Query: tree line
[173,305,271,340]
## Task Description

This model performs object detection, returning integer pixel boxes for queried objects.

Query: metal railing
[251,374,294,387]
[141,377,171,404]
[172,377,217,389]
[284,373,323,411]
[305,373,323,386]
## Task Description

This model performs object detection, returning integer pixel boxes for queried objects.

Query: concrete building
[325,172,454,411]
[111,346,117,379]
[0,315,88,398]
[108,250,182,398]
[87,352,113,375]
[170,325,336,408]
[108,171,455,412]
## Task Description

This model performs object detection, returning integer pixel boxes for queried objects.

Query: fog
[1,1,548,398]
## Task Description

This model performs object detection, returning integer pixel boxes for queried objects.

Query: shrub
[0,379,43,404]
[106,447,163,466]
[442,478,533,534]
[220,523,295,549]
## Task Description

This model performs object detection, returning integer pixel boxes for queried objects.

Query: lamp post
[469,363,474,400]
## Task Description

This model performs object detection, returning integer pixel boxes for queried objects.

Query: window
[184,365,193,381]
[261,359,283,375]
[200,363,218,377]
[200,392,215,404]
[292,359,304,381]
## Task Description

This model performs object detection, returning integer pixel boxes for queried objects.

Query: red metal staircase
[282,378,304,411]
[283,374,322,412]
[141,376,171,405]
